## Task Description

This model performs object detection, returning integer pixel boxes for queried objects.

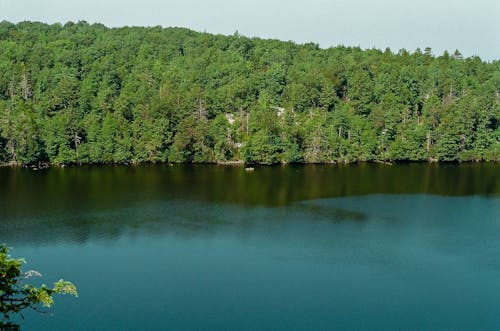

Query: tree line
[0,21,498,165]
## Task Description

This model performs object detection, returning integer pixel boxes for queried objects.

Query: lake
[0,163,499,330]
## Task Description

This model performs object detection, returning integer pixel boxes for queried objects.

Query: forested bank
[0,21,498,165]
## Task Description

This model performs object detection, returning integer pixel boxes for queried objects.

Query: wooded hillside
[0,21,498,165]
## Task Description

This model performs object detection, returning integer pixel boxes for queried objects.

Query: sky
[1,0,499,60]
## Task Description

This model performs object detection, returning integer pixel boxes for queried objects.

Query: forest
[0,21,498,165]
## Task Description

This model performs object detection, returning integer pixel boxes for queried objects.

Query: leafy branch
[0,245,78,322]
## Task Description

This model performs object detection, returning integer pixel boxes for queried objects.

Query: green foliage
[0,245,78,322]
[0,21,498,165]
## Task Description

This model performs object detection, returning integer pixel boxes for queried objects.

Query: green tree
[0,21,498,166]
[0,245,78,326]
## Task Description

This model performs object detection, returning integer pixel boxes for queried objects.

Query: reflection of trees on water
[0,163,498,245]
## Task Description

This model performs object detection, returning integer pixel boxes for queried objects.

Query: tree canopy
[0,21,498,165]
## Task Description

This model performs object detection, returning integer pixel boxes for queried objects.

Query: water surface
[0,164,499,330]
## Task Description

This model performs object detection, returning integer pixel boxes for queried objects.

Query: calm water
[0,163,499,330]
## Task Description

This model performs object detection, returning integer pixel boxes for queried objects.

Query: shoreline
[0,159,497,169]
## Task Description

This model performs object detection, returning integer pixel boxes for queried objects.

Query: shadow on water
[0,322,20,331]
[296,204,368,223]
[0,198,372,245]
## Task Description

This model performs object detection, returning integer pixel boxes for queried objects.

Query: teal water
[0,164,499,330]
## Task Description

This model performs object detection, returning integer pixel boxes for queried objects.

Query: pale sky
[1,0,499,60]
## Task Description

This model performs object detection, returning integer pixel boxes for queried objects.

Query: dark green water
[1,163,499,330]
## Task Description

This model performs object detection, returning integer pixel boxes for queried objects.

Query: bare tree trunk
[226,128,232,145]
[20,73,32,100]
[246,113,249,135]
[74,132,81,164]
[8,80,15,103]
[426,132,431,152]
[197,98,207,121]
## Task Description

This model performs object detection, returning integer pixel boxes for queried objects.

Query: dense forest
[0,21,498,165]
